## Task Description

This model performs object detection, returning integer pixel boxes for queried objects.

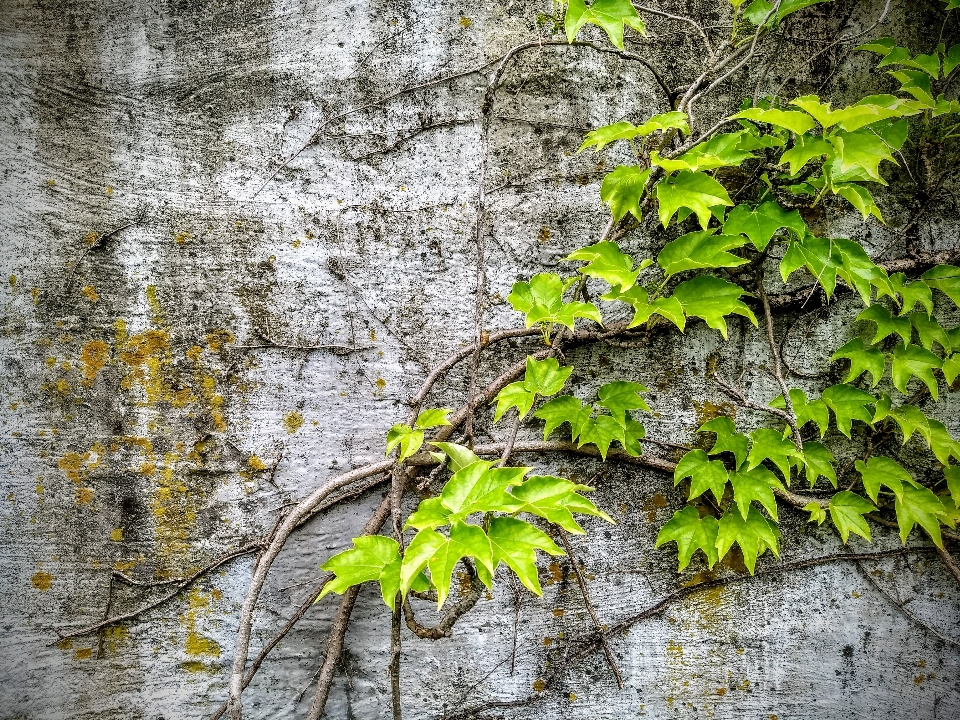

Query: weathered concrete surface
[0,1,958,718]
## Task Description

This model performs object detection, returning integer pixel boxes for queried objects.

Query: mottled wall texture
[1,1,959,718]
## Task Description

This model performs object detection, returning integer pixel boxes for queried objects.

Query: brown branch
[934,543,960,587]
[402,560,484,640]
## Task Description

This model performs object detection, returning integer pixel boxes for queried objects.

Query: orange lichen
[78,340,110,386]
[248,456,267,471]
[118,329,170,366]
[58,452,86,482]
[31,571,53,591]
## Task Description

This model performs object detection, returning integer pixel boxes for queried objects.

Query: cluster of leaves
[386,408,452,462]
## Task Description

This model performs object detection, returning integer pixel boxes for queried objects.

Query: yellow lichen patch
[110,528,123,542]
[78,340,110,387]
[204,329,234,352]
[114,559,138,572]
[8,274,16,286]
[73,648,93,660]
[568,693,576,702]
[459,16,472,27]
[375,377,387,390]
[181,587,221,659]
[693,400,736,428]
[31,287,39,303]
[119,329,170,366]
[58,452,87,482]
[81,285,99,302]
[114,318,128,348]
[101,625,128,654]
[145,285,163,322]
[186,345,203,362]
[83,231,99,247]
[283,411,304,434]
[152,455,196,576]
[76,486,94,505]
[552,608,565,617]
[31,571,52,591]
[174,232,192,245]
[248,456,267,471]
[56,638,73,650]
[533,678,546,692]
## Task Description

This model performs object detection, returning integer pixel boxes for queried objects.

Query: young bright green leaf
[673,275,758,339]
[426,521,495,609]
[910,313,952,353]
[716,506,781,574]
[944,41,960,75]
[730,466,783,521]
[804,501,828,525]
[828,491,876,543]
[655,506,720,571]
[430,442,481,473]
[487,516,564,595]
[889,69,936,107]
[578,414,627,459]
[779,133,833,175]
[318,535,404,609]
[822,384,875,437]
[674,449,729,503]
[855,456,911,503]
[564,0,646,49]
[651,150,728,174]
[507,273,603,329]
[943,354,960,385]
[493,382,535,422]
[722,201,806,250]
[608,285,686,330]
[523,356,573,397]
[405,497,454,531]
[803,441,836,488]
[747,427,803,483]
[945,466,960,506]
[890,273,933,316]
[600,166,650,222]
[700,416,749,468]
[387,424,424,461]
[596,381,650,426]
[656,170,734,229]
[579,121,641,153]
[895,484,948,548]
[657,231,749,276]
[831,338,885,387]
[783,237,841,297]
[891,342,942,399]
[833,183,883,222]
[734,107,816,135]
[793,390,831,437]
[510,475,612,535]
[834,238,894,303]
[790,95,856,129]
[533,396,590,440]
[567,241,644,290]
[922,265,960,308]
[856,304,912,345]
[440,461,528,518]
[826,124,905,185]
[415,408,451,430]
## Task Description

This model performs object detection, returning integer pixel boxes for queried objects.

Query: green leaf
[828,491,876,543]
[596,381,650,426]
[523,356,573,397]
[656,170,734,229]
[600,166,650,222]
[944,42,960,76]
[318,535,404,609]
[578,414,626,460]
[873,400,960,464]
[831,338,885,387]
[834,238,894,304]
[674,449,729,503]
[606,285,686,330]
[564,0,646,49]
[803,441,837,488]
[896,484,948,548]
[533,396,590,440]
[657,231,749,275]
[716,506,781,574]
[510,475,612,534]
[415,408,451,430]
[782,237,841,297]
[910,313,952,353]
[400,528,447,598]
[730,466,783,521]
[581,113,690,152]
[922,265,960,308]
[776,389,830,437]
[429,442,481,473]
[508,273,603,330]
[655,506,720,571]
[426,521,495,609]
[834,183,883,222]
[567,241,645,290]
[722,201,806,251]
[822,384,875,437]
[889,69,936,107]
[945,466,960,506]
[856,304,912,345]
[943,354,960,384]
[747,427,803,483]
[487,516,564,595]
[619,417,647,456]
[779,133,833,175]
[855,456,911,503]
[890,273,933,316]
[804,501,828,525]
[891,342,942,399]
[439,460,527,518]
[493,382,535,422]
[826,125,905,185]
[387,424,424,461]
[700,416,749,468]
[734,107,816,135]
[673,276,758,339]
[405,497,454,531]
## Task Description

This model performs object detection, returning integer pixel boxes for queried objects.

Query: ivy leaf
[651,149,729,174]
[657,231,749,275]
[510,475,612,534]
[891,342,942,399]
[567,241,646,290]
[831,339,885,387]
[673,275,758,339]
[781,237,841,297]
[855,456,911,503]
[922,265,960,308]
[827,125,904,184]
[675,449,729,503]
[386,424,423,461]
[828,491,876,543]
[656,170,734,229]
[747,428,803,483]
[415,408,451,430]
[440,461,528,518]
[833,183,883,222]
[405,497,454,531]
[606,285,686,330]
[700,416,749,468]
[318,536,404,609]
[429,442,481,473]
[716,506,781,574]
[564,0,646,49]
[779,133,833,175]
[804,501,828,525]
[578,414,626,459]
[803,441,837,488]
[834,239,894,304]
[945,466,960,506]
[507,273,603,329]
[890,273,933,316]
[822,384,875,438]
[596,381,650,426]
[534,396,590,440]
[619,417,647,456]
[600,166,650,221]
[487,516,564,595]
[889,69,936,107]
[579,122,639,153]
[730,466,783,521]
[722,201,806,251]
[734,107,816,135]
[656,506,720,571]
[896,484,948,548]
[771,389,830,437]
[873,400,960,474]
[524,356,573,397]
[493,383,535,422]
[431,522,496,609]
[856,304,912,345]
[911,312,952,353]
[943,354,960,385]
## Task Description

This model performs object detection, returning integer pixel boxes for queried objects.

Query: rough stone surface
[1,1,959,718]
